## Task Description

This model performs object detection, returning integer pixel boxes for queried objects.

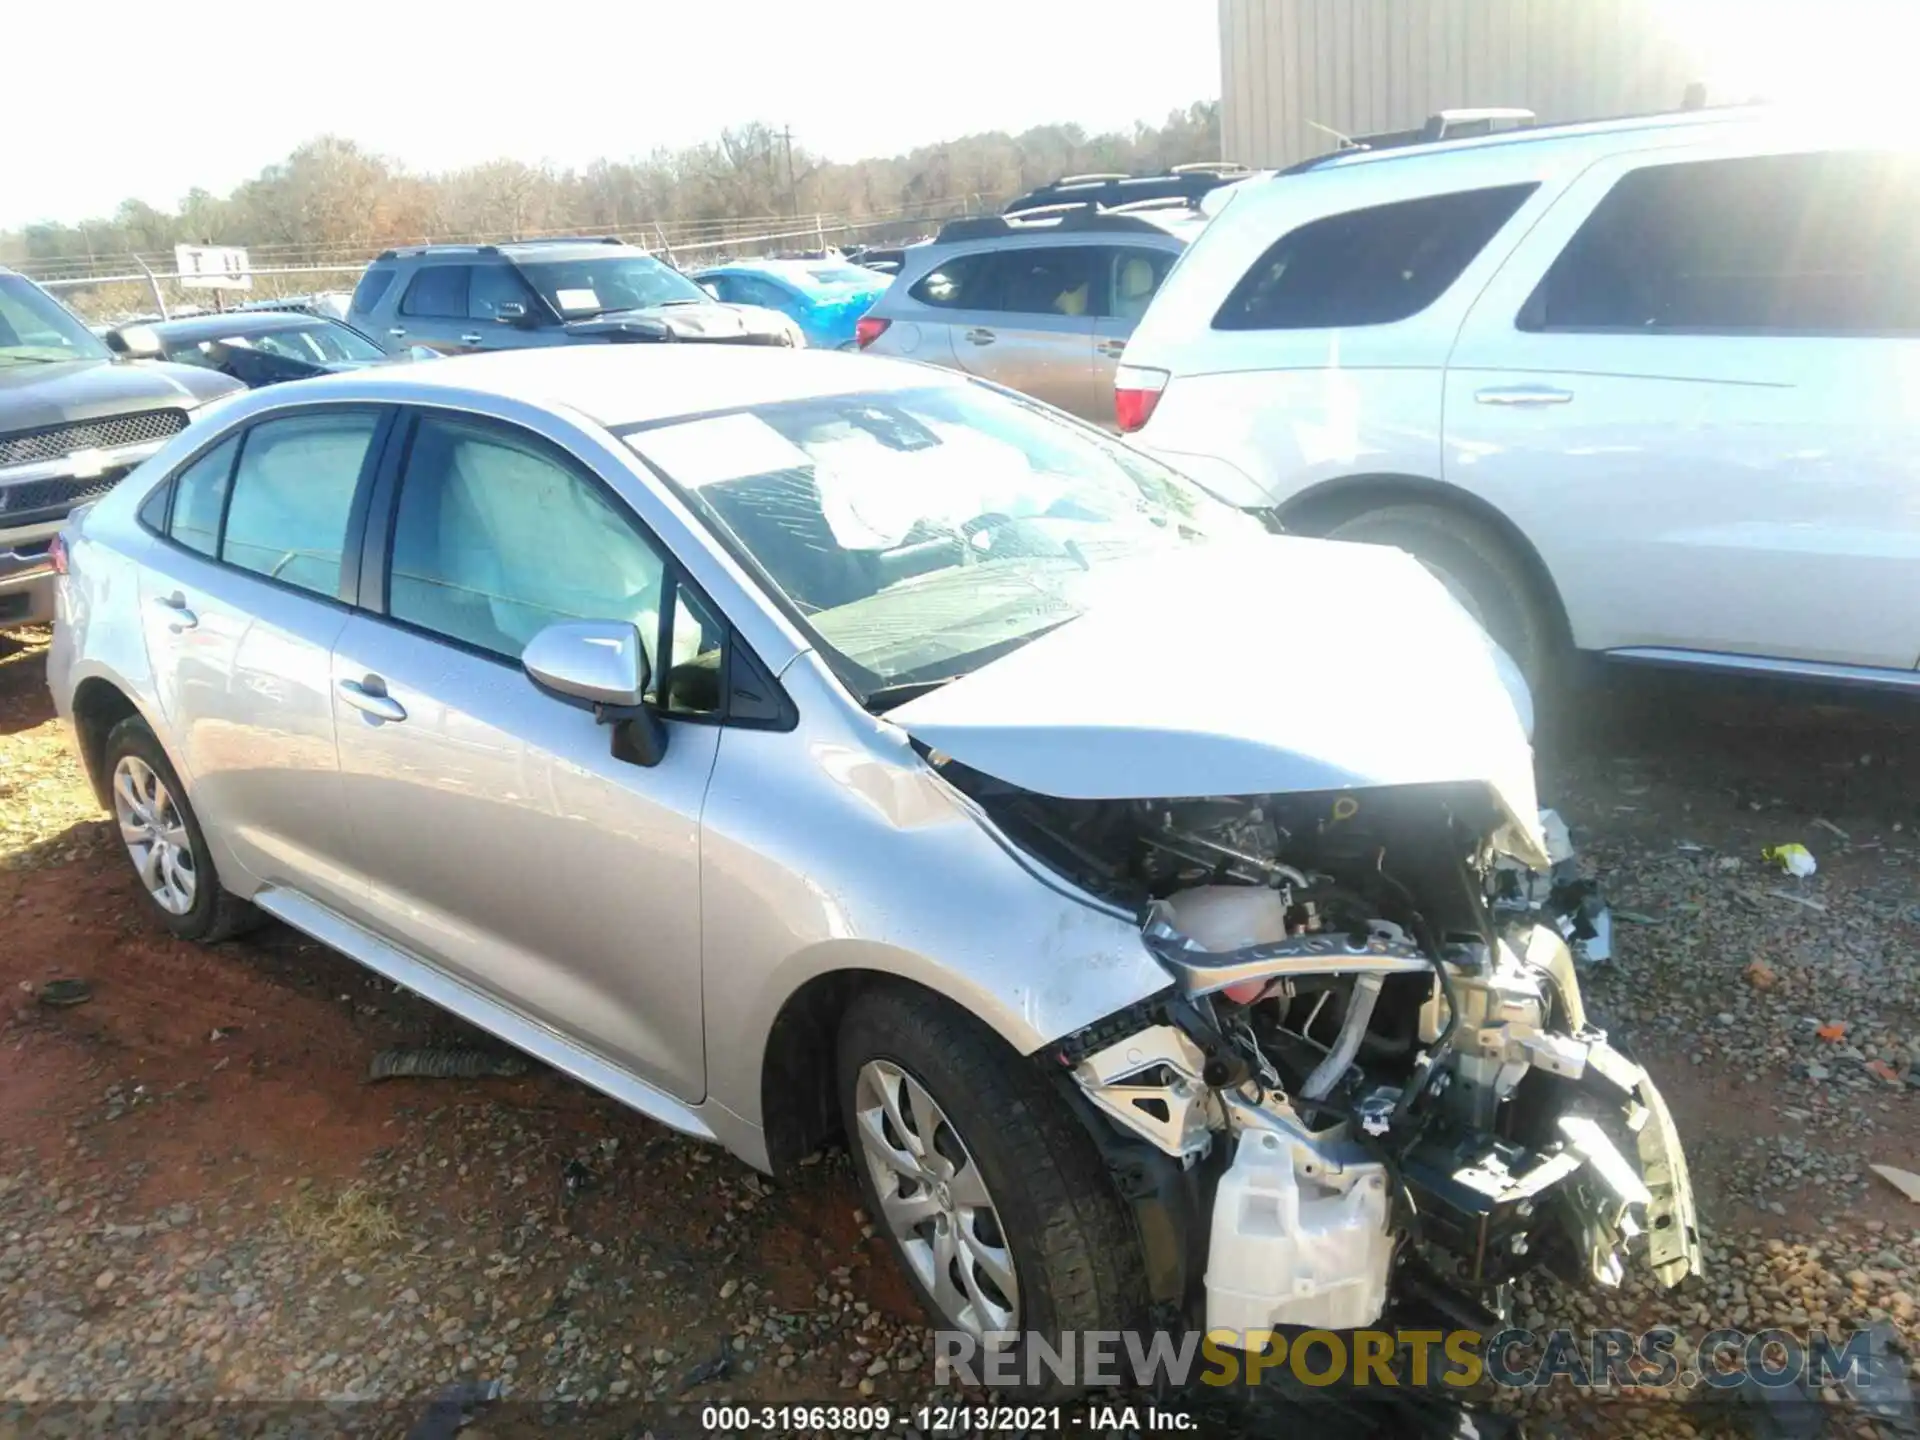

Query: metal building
[1219,0,1707,168]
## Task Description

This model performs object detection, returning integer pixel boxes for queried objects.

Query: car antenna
[1306,119,1364,151]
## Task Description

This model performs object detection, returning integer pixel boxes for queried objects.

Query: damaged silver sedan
[48,345,1699,1367]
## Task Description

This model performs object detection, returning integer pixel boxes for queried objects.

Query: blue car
[693,259,890,350]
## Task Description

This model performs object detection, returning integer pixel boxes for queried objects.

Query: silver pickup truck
[1,268,241,629]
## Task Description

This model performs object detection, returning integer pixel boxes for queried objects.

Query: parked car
[1118,105,1920,697]
[347,239,804,356]
[693,259,889,349]
[104,311,431,390]
[857,207,1201,423]
[0,267,240,630]
[48,345,1696,1363]
[234,291,355,323]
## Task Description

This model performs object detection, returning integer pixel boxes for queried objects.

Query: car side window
[165,435,241,557]
[908,252,1003,310]
[1106,247,1176,323]
[1522,151,1920,334]
[350,267,396,315]
[468,265,538,323]
[1213,184,1537,330]
[386,415,716,712]
[995,246,1108,319]
[221,412,381,598]
[399,265,472,319]
[728,276,792,310]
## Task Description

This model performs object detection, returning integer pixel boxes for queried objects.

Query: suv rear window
[1521,151,1920,334]
[1213,184,1536,330]
[350,267,395,315]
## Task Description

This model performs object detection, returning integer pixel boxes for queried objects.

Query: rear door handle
[459,333,484,345]
[153,590,197,632]
[963,328,995,346]
[1096,339,1127,358]
[388,327,407,339]
[337,677,407,723]
[1475,384,1573,406]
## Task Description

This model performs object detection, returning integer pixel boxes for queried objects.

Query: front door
[1447,142,1920,672]
[137,409,387,914]
[386,264,475,354]
[330,410,718,1099]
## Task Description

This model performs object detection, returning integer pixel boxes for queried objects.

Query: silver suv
[346,238,802,355]
[48,346,1696,1368]
[857,208,1200,423]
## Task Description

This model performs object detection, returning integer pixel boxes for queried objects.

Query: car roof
[135,312,342,342]
[697,259,879,283]
[242,345,959,429]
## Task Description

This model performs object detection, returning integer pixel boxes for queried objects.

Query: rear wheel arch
[1277,472,1574,652]
[70,676,145,809]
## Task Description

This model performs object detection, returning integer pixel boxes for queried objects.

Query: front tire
[837,984,1147,1377]
[103,717,259,943]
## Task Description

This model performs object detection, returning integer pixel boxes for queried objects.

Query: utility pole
[781,125,797,218]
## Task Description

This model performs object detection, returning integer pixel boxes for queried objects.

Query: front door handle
[963,328,996,346]
[1475,384,1574,406]
[459,332,484,345]
[337,677,407,723]
[153,590,197,632]
[388,327,407,339]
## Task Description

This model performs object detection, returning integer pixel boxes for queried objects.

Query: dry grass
[0,630,107,871]
[278,1182,403,1252]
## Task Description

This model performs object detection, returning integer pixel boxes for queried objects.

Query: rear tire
[1324,502,1560,693]
[103,717,260,943]
[837,984,1147,1389]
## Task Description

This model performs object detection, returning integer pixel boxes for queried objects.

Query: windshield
[216,320,385,365]
[0,274,111,365]
[626,383,1260,702]
[517,254,709,317]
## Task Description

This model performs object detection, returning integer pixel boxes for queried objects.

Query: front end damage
[953,767,1702,1337]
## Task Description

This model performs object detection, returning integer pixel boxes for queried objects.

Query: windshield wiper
[0,353,71,366]
[656,298,709,307]
[861,676,959,713]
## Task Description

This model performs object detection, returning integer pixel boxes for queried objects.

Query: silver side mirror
[522,620,650,708]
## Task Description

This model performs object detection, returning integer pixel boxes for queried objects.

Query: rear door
[329,408,719,1100]
[950,245,1104,418]
[1447,141,1920,672]
[137,406,391,915]
[387,264,473,353]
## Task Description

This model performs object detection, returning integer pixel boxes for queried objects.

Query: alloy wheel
[112,755,196,916]
[853,1059,1020,1337]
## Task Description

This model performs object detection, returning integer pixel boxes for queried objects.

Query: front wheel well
[1275,473,1572,650]
[70,678,141,809]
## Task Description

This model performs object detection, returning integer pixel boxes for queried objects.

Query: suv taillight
[1113,365,1169,433]
[854,316,890,349]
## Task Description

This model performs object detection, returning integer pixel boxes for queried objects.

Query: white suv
[1119,107,1920,694]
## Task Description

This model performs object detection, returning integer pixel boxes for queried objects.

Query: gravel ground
[2,627,1917,1438]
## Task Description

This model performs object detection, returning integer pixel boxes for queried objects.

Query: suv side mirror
[107,325,165,360]
[521,619,667,766]
[495,300,531,326]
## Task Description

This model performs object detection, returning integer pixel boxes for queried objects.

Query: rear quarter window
[1213,183,1537,330]
[350,267,396,315]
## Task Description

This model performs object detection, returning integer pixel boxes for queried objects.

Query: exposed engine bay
[942,761,1701,1337]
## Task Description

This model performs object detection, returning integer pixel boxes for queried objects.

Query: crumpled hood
[0,357,236,432]
[561,301,792,345]
[888,536,1549,865]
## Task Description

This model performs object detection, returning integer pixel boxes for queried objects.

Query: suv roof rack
[497,236,626,248]
[1002,165,1250,217]
[936,204,1195,243]
[373,236,626,261]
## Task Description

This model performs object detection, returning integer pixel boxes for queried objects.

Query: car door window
[221,412,381,597]
[1215,184,1537,330]
[1106,247,1176,323]
[163,435,241,557]
[727,275,792,310]
[350,267,395,315]
[468,265,538,323]
[1523,151,1920,334]
[995,246,1107,318]
[399,265,472,319]
[385,415,719,709]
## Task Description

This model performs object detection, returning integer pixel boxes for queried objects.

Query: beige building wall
[1220,0,1708,168]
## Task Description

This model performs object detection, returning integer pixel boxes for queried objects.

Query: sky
[3,0,1223,231]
